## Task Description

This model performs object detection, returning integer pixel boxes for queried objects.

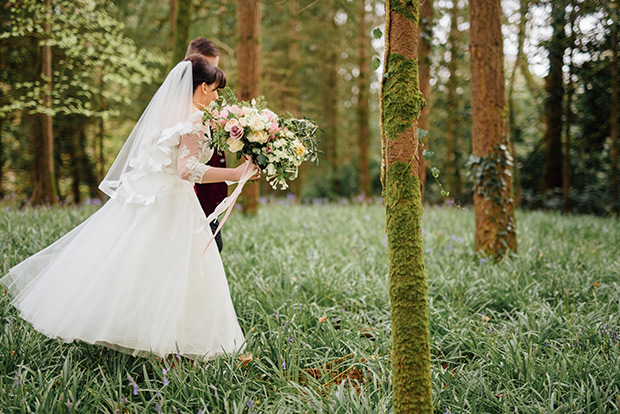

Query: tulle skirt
[0,174,245,361]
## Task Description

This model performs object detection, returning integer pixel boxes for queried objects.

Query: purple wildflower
[480,258,487,264]
[210,384,219,401]
[127,375,138,396]
[307,249,314,259]
[162,368,170,386]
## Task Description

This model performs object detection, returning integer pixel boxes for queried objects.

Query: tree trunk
[611,20,619,216]
[68,127,82,204]
[325,12,340,196]
[39,0,58,205]
[417,0,432,200]
[169,0,176,49]
[507,0,529,206]
[469,0,517,258]
[237,0,260,215]
[444,0,461,200]
[288,0,304,201]
[172,0,192,65]
[358,0,371,199]
[542,1,566,198]
[381,1,432,412]
[563,9,575,213]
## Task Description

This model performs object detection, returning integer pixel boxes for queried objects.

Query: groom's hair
[186,37,220,58]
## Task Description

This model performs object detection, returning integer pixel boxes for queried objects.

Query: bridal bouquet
[202,88,319,190]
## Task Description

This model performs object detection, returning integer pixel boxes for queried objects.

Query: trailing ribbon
[195,160,255,275]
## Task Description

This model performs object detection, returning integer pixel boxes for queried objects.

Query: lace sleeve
[178,131,210,184]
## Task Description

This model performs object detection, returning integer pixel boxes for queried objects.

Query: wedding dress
[0,62,245,361]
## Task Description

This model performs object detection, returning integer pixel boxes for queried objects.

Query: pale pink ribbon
[195,161,255,274]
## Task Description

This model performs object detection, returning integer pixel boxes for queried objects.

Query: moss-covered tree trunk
[381,0,432,412]
[542,0,565,199]
[444,0,462,200]
[172,0,192,65]
[469,0,517,258]
[358,0,372,199]
[417,0,433,199]
[237,0,260,215]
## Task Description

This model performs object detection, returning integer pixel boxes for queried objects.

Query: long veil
[99,61,195,205]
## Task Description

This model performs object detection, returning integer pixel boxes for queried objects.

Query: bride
[0,55,259,361]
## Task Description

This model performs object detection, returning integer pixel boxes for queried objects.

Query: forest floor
[0,202,619,413]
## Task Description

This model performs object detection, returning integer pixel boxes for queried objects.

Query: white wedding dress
[0,109,246,361]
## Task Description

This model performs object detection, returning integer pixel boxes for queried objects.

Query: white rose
[227,137,244,153]
[266,163,276,176]
[239,116,249,127]
[248,129,269,144]
[249,117,265,131]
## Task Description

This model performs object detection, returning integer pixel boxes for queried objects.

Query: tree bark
[38,0,58,205]
[288,0,304,201]
[172,0,192,65]
[469,0,517,258]
[611,20,619,216]
[358,0,371,199]
[444,0,461,200]
[381,0,432,412]
[237,0,260,215]
[542,1,566,198]
[418,0,433,200]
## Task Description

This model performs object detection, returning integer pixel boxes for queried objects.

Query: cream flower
[249,117,266,131]
[248,129,269,144]
[227,137,244,153]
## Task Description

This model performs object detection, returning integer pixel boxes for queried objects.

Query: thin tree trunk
[40,0,58,205]
[417,0,433,200]
[381,1,432,411]
[288,0,304,201]
[169,0,176,49]
[358,0,371,199]
[79,128,100,199]
[444,0,461,200]
[325,13,340,196]
[563,9,575,213]
[470,0,517,258]
[30,115,44,204]
[68,126,82,204]
[542,1,565,198]
[507,0,529,206]
[172,0,192,65]
[611,20,619,216]
[237,0,260,215]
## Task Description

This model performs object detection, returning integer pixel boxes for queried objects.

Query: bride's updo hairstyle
[184,54,226,92]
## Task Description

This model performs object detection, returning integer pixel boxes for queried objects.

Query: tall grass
[1,202,618,413]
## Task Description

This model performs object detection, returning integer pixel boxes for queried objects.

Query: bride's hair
[184,54,226,91]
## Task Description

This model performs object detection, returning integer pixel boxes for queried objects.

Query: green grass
[1,202,619,413]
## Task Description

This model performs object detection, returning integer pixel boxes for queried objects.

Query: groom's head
[186,37,220,67]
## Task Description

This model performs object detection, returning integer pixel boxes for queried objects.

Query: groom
[185,37,227,252]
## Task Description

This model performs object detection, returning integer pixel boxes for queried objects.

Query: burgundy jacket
[195,150,228,219]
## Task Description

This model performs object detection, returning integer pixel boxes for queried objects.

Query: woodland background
[0,0,618,216]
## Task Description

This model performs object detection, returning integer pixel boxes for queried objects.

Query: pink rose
[229,124,244,140]
[219,108,229,118]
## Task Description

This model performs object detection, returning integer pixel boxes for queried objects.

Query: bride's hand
[234,158,261,181]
